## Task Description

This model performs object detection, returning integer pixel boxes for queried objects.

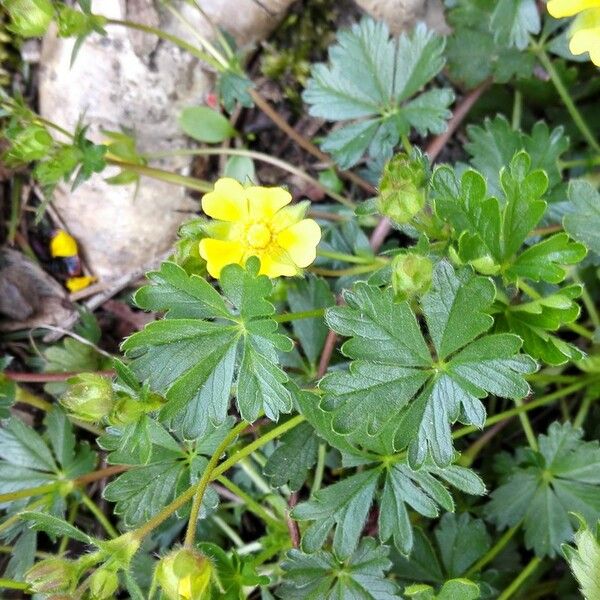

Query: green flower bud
[6,0,54,37]
[377,151,428,225]
[391,253,433,301]
[60,373,114,422]
[25,558,76,594]
[6,125,53,163]
[90,567,119,599]
[99,532,140,568]
[155,548,213,600]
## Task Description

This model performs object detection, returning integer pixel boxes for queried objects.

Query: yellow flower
[50,230,78,258]
[547,0,600,66]
[199,178,321,279]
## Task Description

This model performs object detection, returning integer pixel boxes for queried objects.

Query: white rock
[39,0,294,280]
[354,0,448,33]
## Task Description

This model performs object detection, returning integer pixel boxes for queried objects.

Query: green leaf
[466,116,568,196]
[562,517,600,600]
[263,422,319,492]
[20,512,94,545]
[0,374,16,419]
[446,0,535,88]
[293,468,379,557]
[286,277,335,367]
[303,18,452,168]
[405,579,480,600]
[320,262,535,467]
[434,513,491,578]
[123,259,293,433]
[278,538,402,599]
[217,70,254,113]
[490,0,540,50]
[293,458,484,557]
[179,106,236,144]
[498,284,585,365]
[486,422,600,557]
[223,155,256,184]
[564,180,600,254]
[433,153,584,284]
[102,421,230,527]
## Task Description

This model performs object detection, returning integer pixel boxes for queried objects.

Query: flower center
[246,223,271,249]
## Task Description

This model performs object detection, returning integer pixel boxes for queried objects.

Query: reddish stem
[286,492,300,548]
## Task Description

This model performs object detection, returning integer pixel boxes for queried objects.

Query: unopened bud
[25,558,76,594]
[7,125,53,163]
[90,567,119,599]
[391,253,433,300]
[60,373,113,422]
[6,0,54,37]
[377,151,428,225]
[156,548,212,600]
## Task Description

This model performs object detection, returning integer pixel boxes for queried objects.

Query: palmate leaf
[320,261,535,467]
[490,0,540,50]
[102,419,232,527]
[404,579,481,600]
[303,18,453,168]
[278,538,402,599]
[465,116,568,196]
[123,258,293,436]
[446,0,535,88]
[486,422,600,558]
[432,152,586,284]
[292,454,485,558]
[564,180,600,254]
[496,284,585,365]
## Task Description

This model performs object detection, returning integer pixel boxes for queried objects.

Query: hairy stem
[184,422,249,547]
[80,492,118,539]
[465,522,522,577]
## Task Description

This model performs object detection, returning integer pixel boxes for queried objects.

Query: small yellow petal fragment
[246,186,292,220]
[66,276,97,292]
[201,177,248,221]
[569,9,600,65]
[50,230,78,258]
[199,238,245,278]
[277,219,322,268]
[547,0,600,18]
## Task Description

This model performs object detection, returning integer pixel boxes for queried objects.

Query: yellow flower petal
[270,201,310,233]
[199,238,245,278]
[569,9,600,65]
[245,186,292,220]
[201,178,248,222]
[547,0,600,18]
[258,249,299,278]
[50,230,78,257]
[277,219,322,268]
[66,275,96,292]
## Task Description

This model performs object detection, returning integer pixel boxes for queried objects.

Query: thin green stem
[143,147,355,208]
[161,2,228,69]
[514,397,539,451]
[312,443,326,493]
[184,421,249,548]
[512,89,522,130]
[0,545,53,559]
[80,492,118,539]
[59,502,79,555]
[104,18,222,69]
[212,514,244,547]
[0,578,29,591]
[560,155,600,169]
[534,46,600,152]
[574,394,597,428]
[215,476,282,528]
[317,249,380,264]
[212,415,306,480]
[497,556,542,600]
[107,159,212,193]
[572,271,600,329]
[309,264,383,278]
[0,483,58,504]
[465,523,521,577]
[273,308,326,323]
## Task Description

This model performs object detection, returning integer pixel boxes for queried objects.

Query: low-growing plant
[1,0,600,598]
